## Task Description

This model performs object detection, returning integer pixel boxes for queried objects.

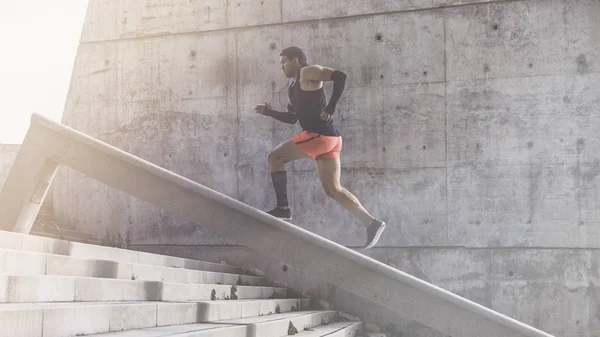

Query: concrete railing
[0,113,555,337]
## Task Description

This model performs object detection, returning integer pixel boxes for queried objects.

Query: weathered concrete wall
[0,144,20,191]
[56,0,600,336]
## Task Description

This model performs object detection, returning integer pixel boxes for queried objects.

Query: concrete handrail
[0,113,555,337]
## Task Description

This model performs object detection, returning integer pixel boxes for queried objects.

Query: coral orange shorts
[292,131,342,160]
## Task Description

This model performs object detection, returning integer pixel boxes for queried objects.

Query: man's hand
[320,110,333,123]
[254,102,272,115]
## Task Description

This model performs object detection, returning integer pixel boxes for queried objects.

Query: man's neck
[294,65,305,81]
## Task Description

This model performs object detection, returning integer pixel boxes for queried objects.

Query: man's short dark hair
[280,46,308,66]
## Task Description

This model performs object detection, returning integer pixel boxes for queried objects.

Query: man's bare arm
[300,64,336,81]
[301,65,347,114]
[254,102,298,124]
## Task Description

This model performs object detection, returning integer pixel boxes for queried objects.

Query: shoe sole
[363,222,386,250]
[271,215,292,221]
[266,210,292,221]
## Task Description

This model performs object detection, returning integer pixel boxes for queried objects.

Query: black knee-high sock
[271,171,288,207]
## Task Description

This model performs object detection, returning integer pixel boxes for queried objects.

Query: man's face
[280,55,296,78]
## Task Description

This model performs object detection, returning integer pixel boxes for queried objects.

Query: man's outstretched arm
[300,65,347,114]
[254,102,298,124]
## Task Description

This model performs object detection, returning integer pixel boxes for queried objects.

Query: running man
[254,46,386,250]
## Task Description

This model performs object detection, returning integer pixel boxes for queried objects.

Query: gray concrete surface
[136,244,600,337]
[52,0,600,336]
[3,114,553,337]
[0,144,55,218]
[0,126,58,233]
[1,300,320,336]
[56,0,600,247]
[0,144,20,191]
[134,244,451,337]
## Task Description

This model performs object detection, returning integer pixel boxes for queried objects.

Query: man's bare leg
[315,156,386,249]
[314,156,374,227]
[266,139,310,220]
[268,139,310,171]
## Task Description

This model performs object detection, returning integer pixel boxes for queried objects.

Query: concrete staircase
[0,230,363,337]
[0,114,555,337]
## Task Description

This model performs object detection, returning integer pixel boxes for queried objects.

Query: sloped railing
[0,113,554,337]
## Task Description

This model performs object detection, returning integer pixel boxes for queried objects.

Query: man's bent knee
[268,150,282,162]
[324,185,343,199]
[268,151,287,170]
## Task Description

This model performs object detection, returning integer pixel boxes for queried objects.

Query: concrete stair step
[286,321,363,336]
[0,230,243,274]
[214,310,339,337]
[0,274,287,303]
[84,323,247,336]
[0,299,312,337]
[83,316,359,337]
[0,248,264,285]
